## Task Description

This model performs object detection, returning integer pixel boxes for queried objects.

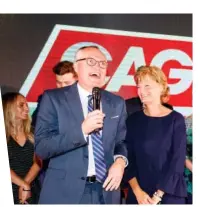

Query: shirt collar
[77,83,91,99]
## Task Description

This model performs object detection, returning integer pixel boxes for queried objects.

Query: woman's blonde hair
[134,65,170,103]
[2,92,34,143]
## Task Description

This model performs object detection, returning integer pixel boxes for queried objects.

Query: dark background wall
[0,14,192,94]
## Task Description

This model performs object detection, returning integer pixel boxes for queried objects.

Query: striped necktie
[88,95,107,183]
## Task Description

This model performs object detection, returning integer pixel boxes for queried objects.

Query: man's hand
[82,110,105,135]
[103,158,125,191]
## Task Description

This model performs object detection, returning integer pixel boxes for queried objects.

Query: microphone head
[92,87,101,95]
[92,87,101,110]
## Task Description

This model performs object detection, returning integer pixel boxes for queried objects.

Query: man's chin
[90,81,103,88]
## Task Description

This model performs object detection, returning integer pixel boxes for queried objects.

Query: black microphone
[92,87,101,132]
[92,87,101,110]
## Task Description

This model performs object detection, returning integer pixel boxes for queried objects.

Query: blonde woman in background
[2,92,41,204]
[125,66,187,204]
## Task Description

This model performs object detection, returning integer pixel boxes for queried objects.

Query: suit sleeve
[123,116,137,182]
[34,91,87,160]
[114,99,128,159]
[156,114,187,197]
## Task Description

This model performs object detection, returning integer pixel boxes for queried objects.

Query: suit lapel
[64,85,113,149]
[64,83,85,126]
[101,91,113,148]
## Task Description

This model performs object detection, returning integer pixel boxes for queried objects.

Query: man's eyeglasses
[76,57,108,69]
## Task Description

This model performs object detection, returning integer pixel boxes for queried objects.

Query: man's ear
[73,62,78,73]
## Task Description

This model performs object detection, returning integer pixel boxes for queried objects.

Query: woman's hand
[185,159,192,172]
[18,182,31,204]
[151,195,161,204]
[134,188,154,204]
[151,190,164,204]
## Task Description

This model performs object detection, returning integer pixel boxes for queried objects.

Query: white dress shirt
[77,84,96,176]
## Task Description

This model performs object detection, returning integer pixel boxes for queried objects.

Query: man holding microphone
[34,45,128,204]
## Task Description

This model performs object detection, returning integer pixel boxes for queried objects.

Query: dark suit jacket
[125,97,142,116]
[34,83,127,204]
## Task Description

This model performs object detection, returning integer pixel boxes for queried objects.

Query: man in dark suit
[34,46,128,204]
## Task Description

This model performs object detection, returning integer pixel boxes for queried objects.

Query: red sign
[20,25,192,116]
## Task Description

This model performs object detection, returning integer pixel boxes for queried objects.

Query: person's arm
[185,122,192,172]
[34,91,88,160]
[10,169,31,203]
[128,177,141,194]
[156,113,187,197]
[185,158,192,172]
[124,116,153,204]
[10,169,30,189]
[123,114,137,182]
[24,154,41,185]
[128,177,153,204]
